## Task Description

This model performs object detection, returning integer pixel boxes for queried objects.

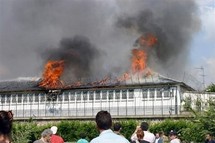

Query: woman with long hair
[0,110,13,143]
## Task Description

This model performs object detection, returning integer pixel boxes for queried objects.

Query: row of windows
[0,90,132,103]
[0,88,174,103]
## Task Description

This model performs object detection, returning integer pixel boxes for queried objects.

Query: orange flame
[138,34,158,47]
[39,60,64,89]
[131,49,147,73]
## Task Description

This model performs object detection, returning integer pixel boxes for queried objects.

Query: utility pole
[196,66,206,89]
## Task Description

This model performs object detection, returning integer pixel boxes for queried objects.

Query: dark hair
[0,110,13,135]
[169,130,177,136]
[96,110,112,130]
[159,131,164,137]
[140,122,149,131]
[113,122,121,131]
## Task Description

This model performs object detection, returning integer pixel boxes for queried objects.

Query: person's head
[41,129,53,142]
[136,128,144,141]
[113,122,122,132]
[140,122,149,131]
[155,133,160,138]
[205,133,213,141]
[50,126,58,135]
[169,130,177,140]
[95,110,112,131]
[0,110,13,135]
[159,131,164,137]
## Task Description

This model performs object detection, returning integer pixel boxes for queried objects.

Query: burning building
[0,34,209,120]
[1,0,210,119]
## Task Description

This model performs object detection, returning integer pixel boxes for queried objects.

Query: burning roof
[38,33,158,90]
[0,73,194,92]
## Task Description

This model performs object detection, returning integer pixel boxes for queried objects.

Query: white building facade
[0,75,214,119]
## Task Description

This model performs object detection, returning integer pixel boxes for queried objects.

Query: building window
[156,89,162,98]
[95,91,100,100]
[115,90,120,100]
[102,90,107,100]
[12,94,17,103]
[89,91,94,100]
[163,90,170,98]
[40,94,45,102]
[29,94,33,102]
[35,94,39,102]
[122,90,127,99]
[17,94,22,103]
[142,89,148,99]
[83,91,88,100]
[70,92,75,101]
[76,91,81,100]
[58,94,63,101]
[0,95,5,103]
[108,90,113,100]
[149,89,155,98]
[23,94,28,102]
[128,89,134,99]
[64,92,69,101]
[6,95,11,103]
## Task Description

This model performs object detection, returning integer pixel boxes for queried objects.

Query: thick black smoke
[116,0,200,76]
[41,36,100,83]
[0,0,200,83]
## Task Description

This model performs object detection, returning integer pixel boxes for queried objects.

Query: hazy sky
[0,0,214,88]
[189,0,215,87]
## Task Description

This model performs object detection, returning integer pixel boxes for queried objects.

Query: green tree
[205,83,215,92]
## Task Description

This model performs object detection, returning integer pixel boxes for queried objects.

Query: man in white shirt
[131,122,155,143]
[169,130,180,143]
[90,110,130,143]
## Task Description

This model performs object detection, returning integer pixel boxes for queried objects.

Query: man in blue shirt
[90,110,130,143]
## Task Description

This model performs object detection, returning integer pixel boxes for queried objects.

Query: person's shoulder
[170,139,180,143]
[116,134,130,143]
[77,139,89,143]
[90,136,100,143]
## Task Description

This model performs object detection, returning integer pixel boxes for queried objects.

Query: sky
[189,0,215,87]
[0,0,214,89]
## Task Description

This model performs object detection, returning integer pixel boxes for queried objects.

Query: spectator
[77,132,89,143]
[169,130,180,143]
[136,128,144,143]
[155,132,164,143]
[113,122,124,137]
[50,126,64,143]
[90,110,130,143]
[205,133,215,143]
[33,129,53,143]
[131,122,155,143]
[0,110,13,143]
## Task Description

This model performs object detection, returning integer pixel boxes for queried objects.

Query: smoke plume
[116,0,200,76]
[0,0,200,82]
[41,36,101,83]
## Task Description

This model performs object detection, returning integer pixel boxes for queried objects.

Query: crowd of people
[1,110,215,143]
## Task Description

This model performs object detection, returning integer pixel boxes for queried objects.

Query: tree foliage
[206,83,215,92]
